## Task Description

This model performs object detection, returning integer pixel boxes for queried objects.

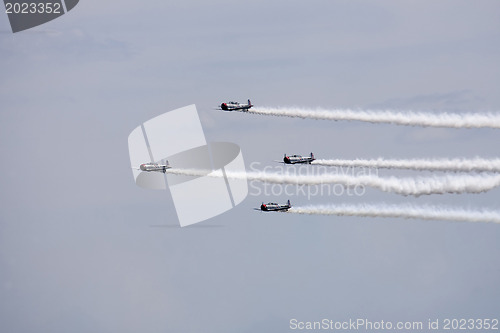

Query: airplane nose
[140,164,146,171]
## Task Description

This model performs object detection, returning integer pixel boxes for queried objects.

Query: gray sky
[1,1,499,332]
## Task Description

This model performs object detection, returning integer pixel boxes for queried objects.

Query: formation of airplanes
[133,100,319,213]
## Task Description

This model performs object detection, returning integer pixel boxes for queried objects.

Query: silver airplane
[283,153,315,164]
[219,99,253,111]
[137,161,171,173]
[260,200,291,212]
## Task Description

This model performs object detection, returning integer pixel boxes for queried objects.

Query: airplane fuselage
[283,153,315,164]
[260,200,291,212]
[139,163,170,173]
[220,99,253,111]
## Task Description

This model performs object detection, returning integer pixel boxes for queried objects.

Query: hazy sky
[1,1,499,332]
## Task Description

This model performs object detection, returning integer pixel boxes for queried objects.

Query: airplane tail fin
[166,160,170,168]
[248,99,252,106]
[311,152,314,159]
[287,199,291,207]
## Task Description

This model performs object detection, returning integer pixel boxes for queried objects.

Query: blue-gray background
[1,1,499,332]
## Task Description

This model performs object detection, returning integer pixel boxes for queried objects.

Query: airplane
[260,200,291,212]
[137,160,171,173]
[219,99,253,111]
[283,153,315,164]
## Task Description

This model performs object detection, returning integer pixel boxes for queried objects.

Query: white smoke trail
[312,157,500,172]
[246,107,500,129]
[289,203,500,224]
[165,168,500,196]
